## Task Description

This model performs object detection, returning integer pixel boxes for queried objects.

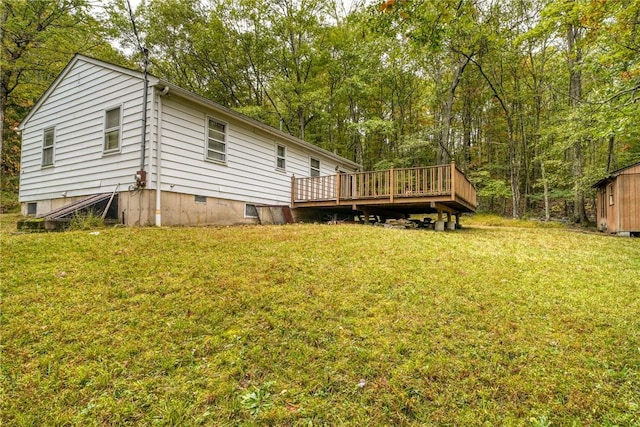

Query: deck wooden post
[291,174,296,206]
[335,172,341,205]
[390,168,395,203]
[450,161,456,201]
[362,207,371,224]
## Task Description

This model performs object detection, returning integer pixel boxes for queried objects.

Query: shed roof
[20,54,362,170]
[592,160,640,188]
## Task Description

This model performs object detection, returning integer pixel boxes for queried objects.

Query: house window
[27,203,37,215]
[206,117,226,163]
[104,107,121,152]
[245,203,258,218]
[310,158,320,177]
[609,183,614,205]
[276,144,286,170]
[42,127,55,167]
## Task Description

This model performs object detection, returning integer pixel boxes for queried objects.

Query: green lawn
[1,217,639,426]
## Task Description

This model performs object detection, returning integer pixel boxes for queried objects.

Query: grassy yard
[1,215,639,426]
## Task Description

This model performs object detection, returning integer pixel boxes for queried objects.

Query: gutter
[155,80,362,171]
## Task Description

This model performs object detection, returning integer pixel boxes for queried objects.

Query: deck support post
[361,207,371,224]
[435,209,445,231]
[290,174,296,207]
[335,173,340,205]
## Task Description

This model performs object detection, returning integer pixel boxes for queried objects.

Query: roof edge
[592,160,640,188]
[18,54,361,170]
[19,54,154,130]
[156,80,362,169]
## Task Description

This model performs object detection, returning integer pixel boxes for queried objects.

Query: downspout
[136,49,150,188]
[155,86,169,226]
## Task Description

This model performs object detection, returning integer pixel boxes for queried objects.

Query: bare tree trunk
[0,4,9,166]
[606,134,615,172]
[541,160,550,221]
[567,23,588,223]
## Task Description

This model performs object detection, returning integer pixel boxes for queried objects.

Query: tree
[1,0,121,189]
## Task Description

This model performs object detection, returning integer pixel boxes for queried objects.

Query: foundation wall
[119,190,260,226]
[22,190,262,227]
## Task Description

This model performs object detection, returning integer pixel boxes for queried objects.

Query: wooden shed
[593,161,640,236]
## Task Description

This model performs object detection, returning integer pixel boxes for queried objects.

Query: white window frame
[245,203,258,218]
[276,144,286,171]
[206,116,227,164]
[42,127,55,167]
[103,106,122,154]
[310,157,320,177]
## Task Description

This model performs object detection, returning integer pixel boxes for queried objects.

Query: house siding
[19,58,150,211]
[18,55,359,224]
[157,95,352,206]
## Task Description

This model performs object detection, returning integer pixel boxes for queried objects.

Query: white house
[19,54,360,226]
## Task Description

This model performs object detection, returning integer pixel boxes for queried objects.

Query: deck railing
[292,163,476,209]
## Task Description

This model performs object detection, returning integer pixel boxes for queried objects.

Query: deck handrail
[292,162,476,210]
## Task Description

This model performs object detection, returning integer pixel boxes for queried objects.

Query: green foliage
[1,0,125,183]
[67,211,105,230]
[240,381,275,417]
[4,0,640,221]
[2,221,639,425]
[0,173,19,212]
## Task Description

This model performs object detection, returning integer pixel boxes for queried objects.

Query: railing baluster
[291,164,476,210]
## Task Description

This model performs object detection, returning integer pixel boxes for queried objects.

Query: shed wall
[618,164,640,232]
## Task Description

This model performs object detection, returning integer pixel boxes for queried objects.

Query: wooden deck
[291,163,477,218]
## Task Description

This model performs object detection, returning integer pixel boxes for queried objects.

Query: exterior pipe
[155,86,169,226]
[139,49,150,173]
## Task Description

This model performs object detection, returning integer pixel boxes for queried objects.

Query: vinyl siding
[19,55,358,211]
[19,59,149,201]
[158,95,355,205]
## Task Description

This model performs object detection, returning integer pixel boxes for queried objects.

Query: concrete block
[434,221,445,231]
[446,221,456,230]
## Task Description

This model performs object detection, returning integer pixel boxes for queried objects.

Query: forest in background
[2,0,639,221]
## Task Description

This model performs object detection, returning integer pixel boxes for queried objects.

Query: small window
[245,203,258,218]
[42,127,55,166]
[27,203,37,215]
[104,107,121,152]
[206,117,227,163]
[609,183,614,206]
[195,195,207,204]
[310,158,320,177]
[276,144,286,170]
